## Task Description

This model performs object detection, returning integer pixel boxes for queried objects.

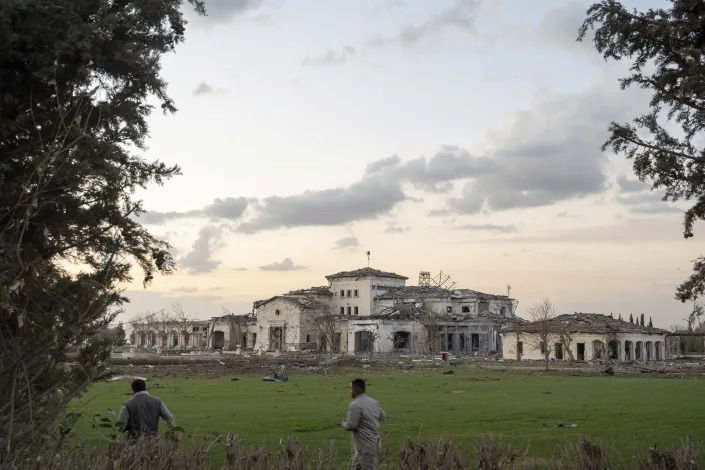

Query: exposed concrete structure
[132,319,211,350]
[252,267,516,355]
[501,313,669,361]
[208,314,255,350]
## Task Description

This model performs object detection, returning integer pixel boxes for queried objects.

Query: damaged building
[500,313,669,361]
[252,267,516,356]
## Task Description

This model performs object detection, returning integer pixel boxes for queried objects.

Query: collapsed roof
[325,267,408,281]
[501,313,668,335]
[376,285,512,301]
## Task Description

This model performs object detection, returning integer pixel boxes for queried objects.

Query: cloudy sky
[124,0,702,328]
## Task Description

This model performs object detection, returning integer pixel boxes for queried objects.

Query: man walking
[116,379,175,439]
[341,378,386,470]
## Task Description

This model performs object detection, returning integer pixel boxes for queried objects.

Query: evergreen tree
[580,1,705,302]
[0,0,204,459]
[629,313,634,323]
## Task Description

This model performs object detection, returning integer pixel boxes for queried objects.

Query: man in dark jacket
[116,379,175,439]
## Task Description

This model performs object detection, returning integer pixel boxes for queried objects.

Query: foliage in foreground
[579,1,705,302]
[0,0,205,460]
[4,434,704,470]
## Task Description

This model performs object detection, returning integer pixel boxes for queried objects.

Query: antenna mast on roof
[366,251,371,267]
[431,270,456,290]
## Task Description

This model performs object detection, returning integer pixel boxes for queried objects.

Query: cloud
[259,258,305,271]
[455,223,518,233]
[179,225,224,274]
[173,287,198,294]
[236,175,406,233]
[189,0,264,25]
[333,236,360,250]
[617,191,681,214]
[303,46,356,66]
[385,223,410,233]
[368,0,479,47]
[365,145,495,192]
[445,79,647,213]
[616,175,681,214]
[616,176,649,193]
[193,82,214,95]
[538,1,590,47]
[139,197,248,225]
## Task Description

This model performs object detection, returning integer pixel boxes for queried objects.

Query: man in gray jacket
[341,378,386,470]
[116,379,175,439]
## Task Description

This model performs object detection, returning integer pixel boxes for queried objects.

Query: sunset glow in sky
[123,0,702,328]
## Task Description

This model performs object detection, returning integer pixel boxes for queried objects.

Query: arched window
[275,309,280,315]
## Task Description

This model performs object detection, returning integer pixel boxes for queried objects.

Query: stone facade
[253,267,517,356]
[501,313,669,361]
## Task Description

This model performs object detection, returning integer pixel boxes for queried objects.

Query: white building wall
[330,276,406,317]
[502,331,667,361]
[347,319,426,354]
[254,299,303,352]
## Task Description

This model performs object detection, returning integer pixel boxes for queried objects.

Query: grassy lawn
[67,368,705,465]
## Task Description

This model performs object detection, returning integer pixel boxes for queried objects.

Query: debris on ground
[110,375,147,382]
[443,370,455,375]
[601,367,615,376]
[230,377,239,381]
[263,366,288,382]
[556,423,578,428]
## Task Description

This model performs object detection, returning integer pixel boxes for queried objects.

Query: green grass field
[67,368,705,465]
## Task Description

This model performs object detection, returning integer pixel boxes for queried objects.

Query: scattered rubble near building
[132,319,211,350]
[131,314,255,351]
[500,313,669,361]
[252,267,516,355]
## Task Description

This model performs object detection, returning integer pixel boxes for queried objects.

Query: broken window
[577,343,585,361]
[517,341,523,355]
[478,300,489,313]
[252,333,257,347]
[306,334,311,343]
[340,307,345,315]
[539,342,546,354]
[471,333,480,353]
[269,327,283,352]
[340,289,345,297]
[624,341,632,360]
[347,289,352,297]
[461,306,470,313]
[354,289,359,297]
[354,306,359,315]
[242,333,248,347]
[334,332,341,352]
[393,331,411,350]
[354,331,374,353]
[347,306,352,315]
[275,309,280,315]
[608,340,620,360]
[592,340,604,360]
[192,326,199,332]
[446,333,454,352]
[555,343,563,360]
[213,331,225,349]
[446,306,453,313]
[655,341,662,360]
[500,306,506,316]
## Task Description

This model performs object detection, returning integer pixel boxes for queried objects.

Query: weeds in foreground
[4,434,704,469]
